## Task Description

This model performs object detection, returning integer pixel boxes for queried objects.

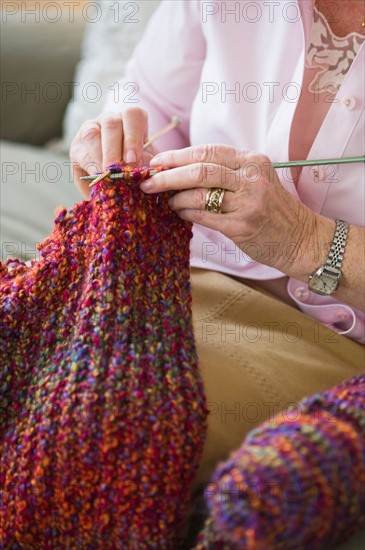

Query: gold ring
[205,188,226,214]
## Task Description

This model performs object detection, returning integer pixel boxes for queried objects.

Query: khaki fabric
[191,267,365,485]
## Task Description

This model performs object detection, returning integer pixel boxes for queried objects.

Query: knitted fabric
[194,374,365,550]
[0,163,208,549]
[103,162,167,185]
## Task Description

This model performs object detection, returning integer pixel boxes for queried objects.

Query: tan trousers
[191,268,365,485]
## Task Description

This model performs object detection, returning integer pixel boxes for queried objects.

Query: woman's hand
[141,144,335,279]
[70,108,156,198]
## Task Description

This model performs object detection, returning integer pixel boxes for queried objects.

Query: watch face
[309,274,333,295]
[309,267,341,296]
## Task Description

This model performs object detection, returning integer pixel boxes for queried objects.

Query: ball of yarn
[195,375,365,550]
[0,165,207,548]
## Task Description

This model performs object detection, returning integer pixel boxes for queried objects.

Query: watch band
[325,219,349,270]
[308,219,349,296]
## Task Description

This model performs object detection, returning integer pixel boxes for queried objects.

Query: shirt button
[294,287,309,301]
[341,96,356,110]
[309,166,325,182]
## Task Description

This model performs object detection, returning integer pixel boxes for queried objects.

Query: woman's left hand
[140,144,335,279]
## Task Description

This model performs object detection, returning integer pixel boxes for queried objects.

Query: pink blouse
[104,0,365,344]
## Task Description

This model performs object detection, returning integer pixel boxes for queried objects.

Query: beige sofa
[0,10,364,550]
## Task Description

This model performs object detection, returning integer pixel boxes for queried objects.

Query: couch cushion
[0,141,81,260]
[0,9,85,145]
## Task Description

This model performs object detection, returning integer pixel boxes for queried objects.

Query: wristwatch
[308,219,349,296]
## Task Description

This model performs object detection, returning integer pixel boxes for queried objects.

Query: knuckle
[243,152,258,166]
[81,123,100,143]
[192,188,206,208]
[189,162,206,185]
[101,114,122,131]
[260,154,271,165]
[162,151,176,165]
[155,171,167,189]
[250,201,262,218]
[242,156,262,180]
[194,208,206,223]
[125,107,148,121]
[244,151,257,161]
[192,144,216,164]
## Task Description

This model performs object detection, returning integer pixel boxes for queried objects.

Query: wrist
[283,214,337,281]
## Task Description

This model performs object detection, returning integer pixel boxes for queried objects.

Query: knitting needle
[86,117,181,187]
[82,154,364,182]
[272,156,365,169]
[81,170,164,181]
[142,116,180,150]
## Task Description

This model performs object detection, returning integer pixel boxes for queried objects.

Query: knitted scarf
[0,163,208,549]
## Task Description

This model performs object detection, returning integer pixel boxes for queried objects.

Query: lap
[191,267,365,483]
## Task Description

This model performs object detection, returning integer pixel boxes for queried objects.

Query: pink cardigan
[104,0,365,343]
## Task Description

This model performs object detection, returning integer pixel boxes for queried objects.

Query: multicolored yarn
[103,161,170,185]
[0,163,208,549]
[194,374,365,550]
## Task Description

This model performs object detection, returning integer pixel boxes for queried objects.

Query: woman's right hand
[70,108,154,198]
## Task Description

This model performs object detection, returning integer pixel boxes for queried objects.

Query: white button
[294,287,309,300]
[341,96,356,110]
[309,166,325,182]
[336,311,349,321]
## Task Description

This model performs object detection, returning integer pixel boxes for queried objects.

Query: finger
[122,108,149,164]
[150,143,245,170]
[169,188,234,213]
[72,145,101,176]
[175,208,236,235]
[141,151,155,165]
[143,144,158,158]
[71,144,101,198]
[140,163,239,193]
[100,113,124,169]
[80,120,103,171]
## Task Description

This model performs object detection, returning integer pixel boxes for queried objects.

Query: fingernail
[125,150,137,164]
[150,155,161,166]
[140,180,153,192]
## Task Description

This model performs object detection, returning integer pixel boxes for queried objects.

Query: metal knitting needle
[81,170,164,181]
[86,117,181,187]
[83,152,364,182]
[272,156,365,169]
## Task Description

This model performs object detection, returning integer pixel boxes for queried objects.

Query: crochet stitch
[0,163,208,549]
[194,374,365,550]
